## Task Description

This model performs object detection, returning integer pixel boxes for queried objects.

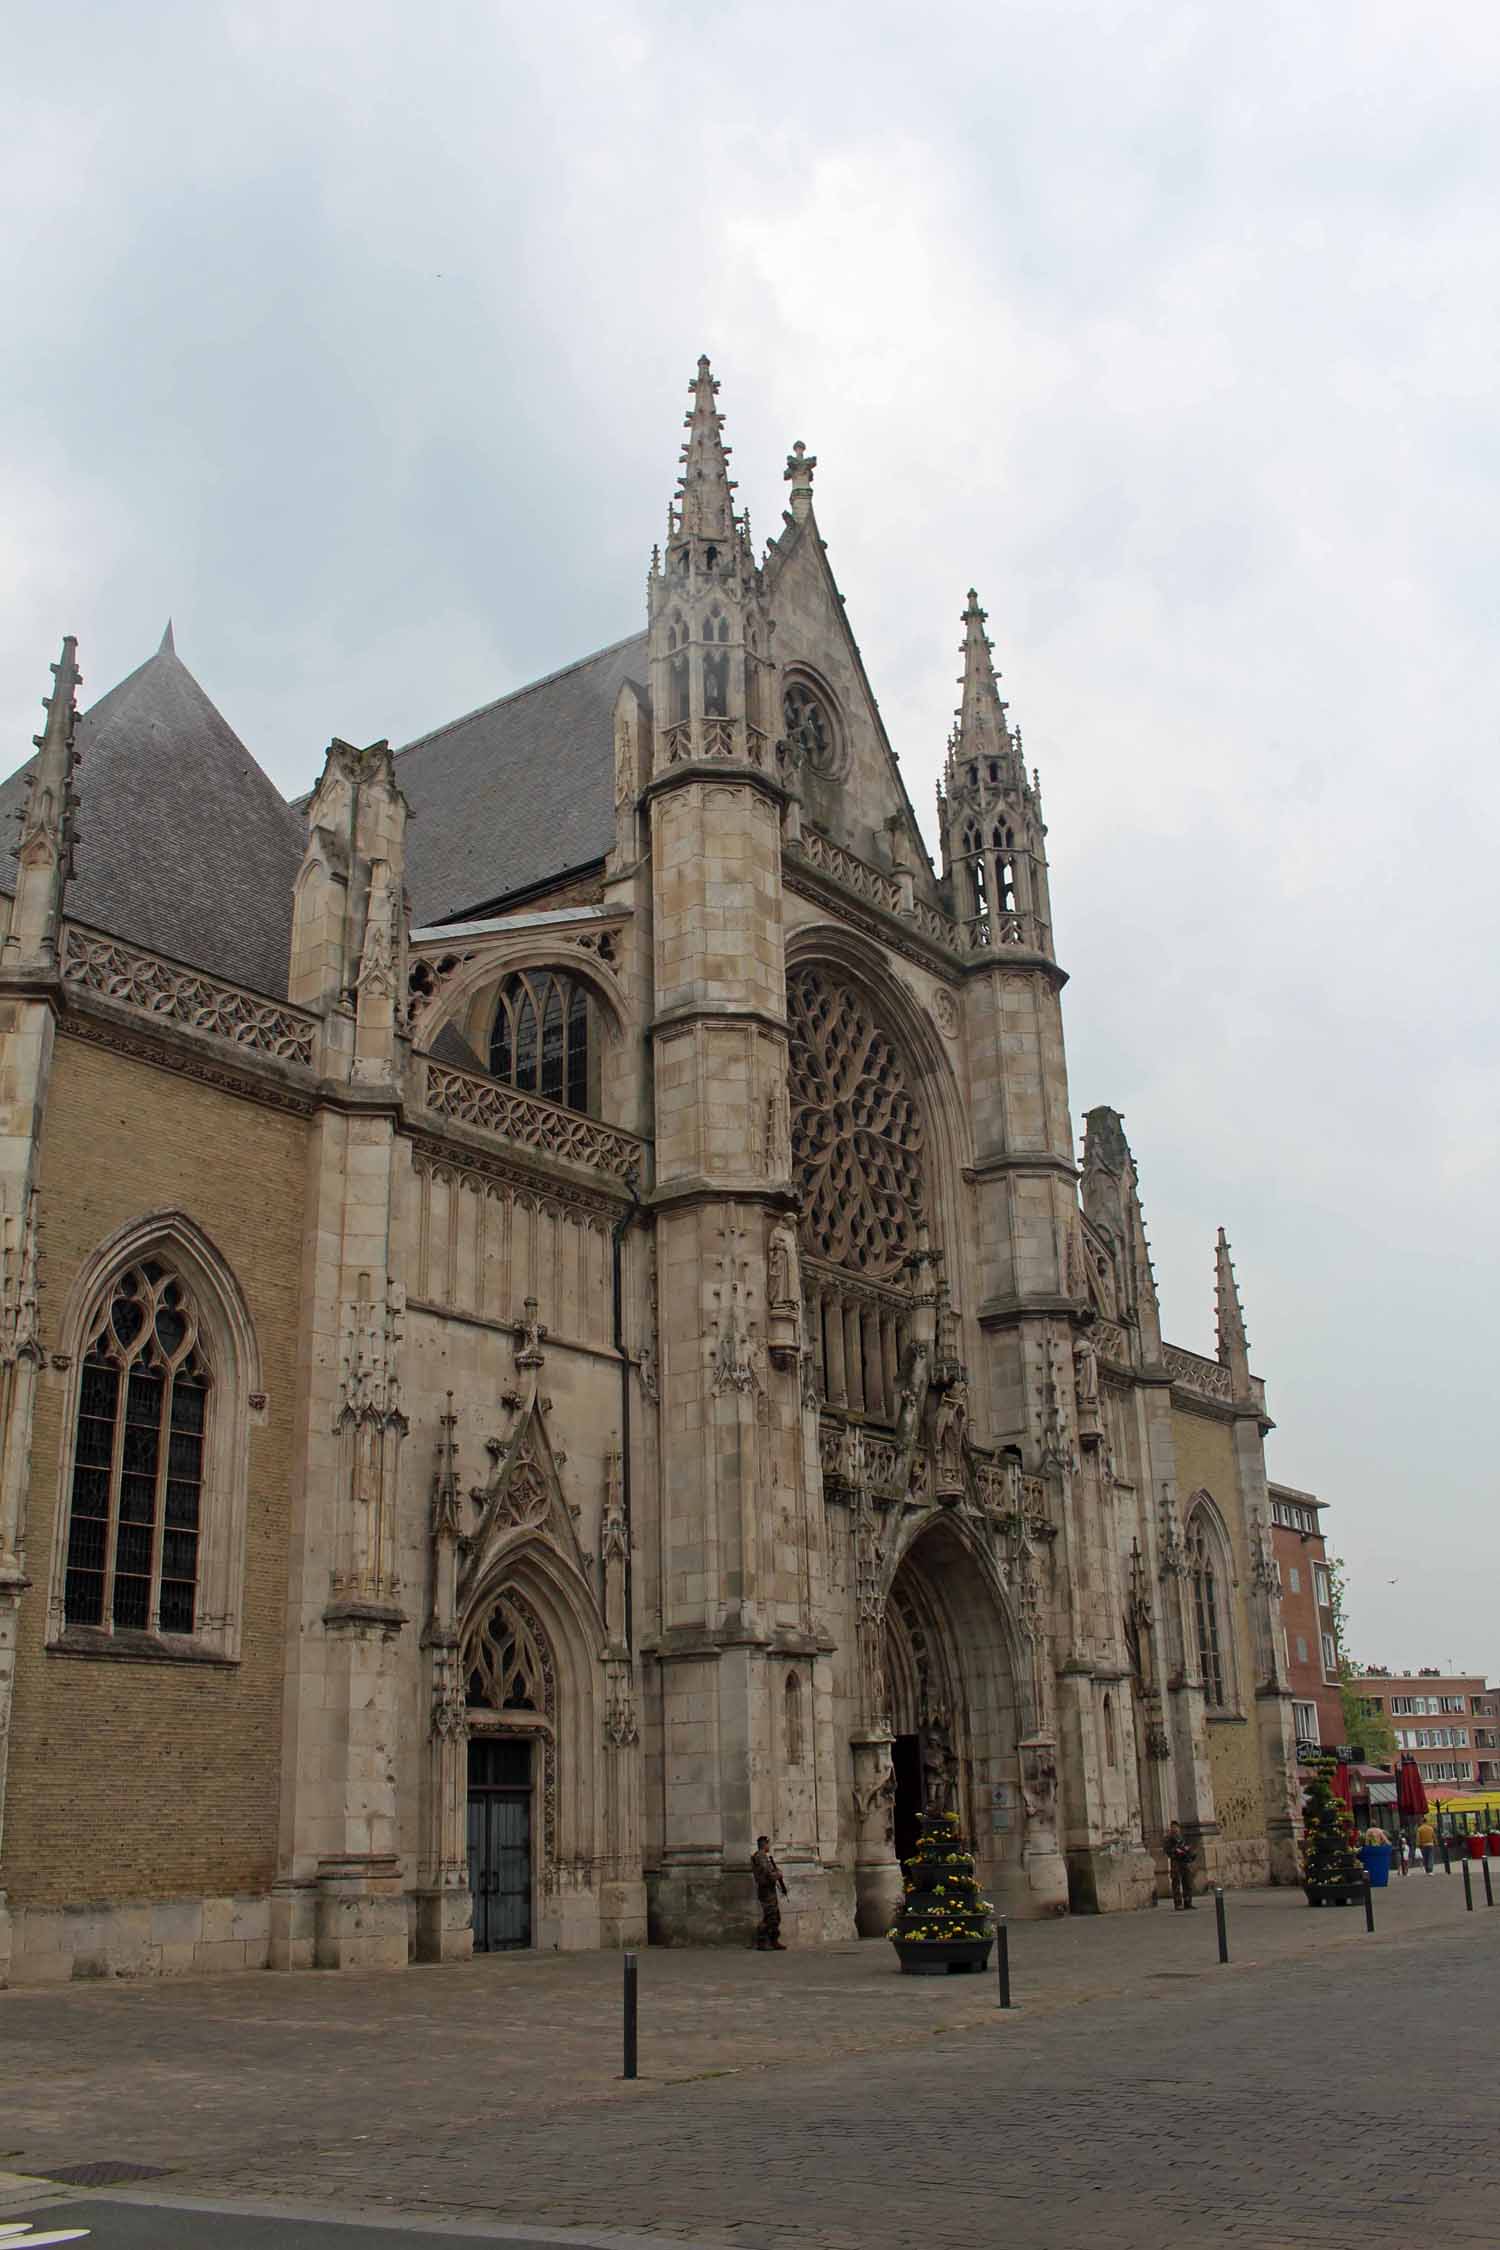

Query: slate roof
[0,630,305,1000]
[396,632,645,927]
[0,624,642,1001]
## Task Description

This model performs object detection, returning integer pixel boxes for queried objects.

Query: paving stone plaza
[2,1876,1496,2250]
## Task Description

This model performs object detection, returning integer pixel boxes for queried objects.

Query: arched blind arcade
[489,970,594,1114]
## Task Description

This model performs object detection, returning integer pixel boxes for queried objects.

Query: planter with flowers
[888,1808,994,1975]
[1301,1763,1368,1906]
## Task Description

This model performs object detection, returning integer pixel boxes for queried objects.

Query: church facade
[0,360,1304,1983]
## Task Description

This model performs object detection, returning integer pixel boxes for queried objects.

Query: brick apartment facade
[1269,1484,1342,1754]
[1354,1673,1499,1801]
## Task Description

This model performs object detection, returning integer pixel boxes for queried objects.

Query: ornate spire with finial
[3,635,83,973]
[673,354,741,547]
[949,588,1013,778]
[1215,1227,1251,1393]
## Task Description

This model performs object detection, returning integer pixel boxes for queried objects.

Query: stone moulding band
[422,1058,646,1183]
[61,923,318,1066]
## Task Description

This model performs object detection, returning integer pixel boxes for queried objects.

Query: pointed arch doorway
[883,1521,1024,1880]
[462,1587,555,1953]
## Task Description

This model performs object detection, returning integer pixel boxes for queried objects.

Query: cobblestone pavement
[2,1873,1496,2250]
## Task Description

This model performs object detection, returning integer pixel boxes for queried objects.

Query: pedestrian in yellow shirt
[1416,1818,1436,1874]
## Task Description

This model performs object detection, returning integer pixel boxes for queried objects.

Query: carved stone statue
[767,1219,799,1308]
[920,1717,960,1812]
[1020,1743,1058,1826]
[894,1337,929,1450]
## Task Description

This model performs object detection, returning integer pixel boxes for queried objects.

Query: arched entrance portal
[462,1588,555,1952]
[883,1520,1025,1888]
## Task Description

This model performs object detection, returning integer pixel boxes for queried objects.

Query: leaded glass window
[1188,1513,1228,1708]
[64,1262,212,1635]
[488,970,595,1114]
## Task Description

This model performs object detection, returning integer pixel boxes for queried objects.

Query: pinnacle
[950,586,1010,767]
[32,634,82,754]
[159,618,176,655]
[673,352,740,547]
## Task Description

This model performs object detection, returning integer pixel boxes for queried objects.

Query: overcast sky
[4,2,1497,1676]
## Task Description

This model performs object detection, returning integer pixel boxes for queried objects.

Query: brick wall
[4,1029,306,1906]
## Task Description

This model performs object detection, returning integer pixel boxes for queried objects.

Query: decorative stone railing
[61,925,318,1067]
[795,828,907,917]
[1163,1344,1234,1402]
[421,1060,644,1184]
[792,833,1049,961]
[1093,1317,1131,1364]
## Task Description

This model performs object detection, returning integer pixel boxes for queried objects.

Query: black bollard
[1441,1831,1451,1875]
[1363,1879,1375,1933]
[1214,1885,1229,1964]
[1485,1857,1495,1910]
[996,1916,1011,2009]
[1463,1859,1474,1913]
[622,1949,638,2080]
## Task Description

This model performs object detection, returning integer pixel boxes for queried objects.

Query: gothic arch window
[782,679,838,778]
[63,1261,211,1635]
[466,1592,553,1714]
[703,608,730,717]
[1187,1502,1234,1712]
[1103,1691,1118,1768]
[489,969,595,1114]
[52,1221,259,1660]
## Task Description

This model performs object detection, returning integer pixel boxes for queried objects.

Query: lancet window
[489,970,595,1114]
[1187,1505,1232,1710]
[63,1261,212,1636]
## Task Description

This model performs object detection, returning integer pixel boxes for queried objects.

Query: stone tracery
[786,965,925,1283]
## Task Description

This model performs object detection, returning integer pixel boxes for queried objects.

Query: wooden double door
[467,1735,533,1952]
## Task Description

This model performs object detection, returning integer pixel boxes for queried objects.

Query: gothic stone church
[0,359,1307,1982]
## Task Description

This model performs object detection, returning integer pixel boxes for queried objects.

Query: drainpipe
[611,1167,643,1650]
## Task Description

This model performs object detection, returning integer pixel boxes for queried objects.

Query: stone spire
[950,588,1013,777]
[672,354,742,550]
[3,635,82,972]
[1215,1227,1251,1394]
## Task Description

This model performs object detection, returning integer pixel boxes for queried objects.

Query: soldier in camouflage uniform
[751,1836,788,1950]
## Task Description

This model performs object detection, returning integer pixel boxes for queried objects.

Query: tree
[1326,1553,1398,1762]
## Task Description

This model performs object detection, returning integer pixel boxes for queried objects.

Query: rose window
[787,965,925,1280]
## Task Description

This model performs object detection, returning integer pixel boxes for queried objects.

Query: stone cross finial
[784,440,817,523]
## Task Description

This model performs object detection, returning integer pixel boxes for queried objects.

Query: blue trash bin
[1359,1842,1392,1888]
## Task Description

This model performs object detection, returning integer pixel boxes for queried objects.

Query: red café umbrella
[1331,1758,1354,1813]
[1397,1756,1429,1820]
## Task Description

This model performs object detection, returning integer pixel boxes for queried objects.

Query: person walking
[1164,1820,1197,1910]
[751,1835,789,1950]
[1416,1815,1436,1874]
